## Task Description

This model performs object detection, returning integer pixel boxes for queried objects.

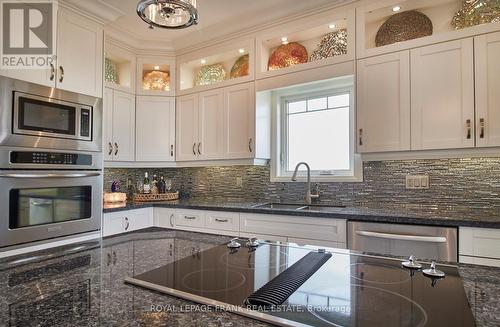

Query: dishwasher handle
[355,230,447,243]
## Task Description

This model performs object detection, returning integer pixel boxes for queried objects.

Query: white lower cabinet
[459,227,500,267]
[154,208,176,229]
[106,208,348,249]
[102,208,153,237]
[239,213,347,245]
[205,211,240,232]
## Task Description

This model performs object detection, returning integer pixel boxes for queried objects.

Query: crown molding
[174,0,357,55]
[58,0,124,24]
[105,33,176,57]
[104,26,176,55]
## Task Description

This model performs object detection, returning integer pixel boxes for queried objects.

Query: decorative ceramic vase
[230,54,249,79]
[194,63,227,86]
[142,70,170,91]
[310,29,348,62]
[375,10,433,47]
[268,42,308,71]
[452,0,500,29]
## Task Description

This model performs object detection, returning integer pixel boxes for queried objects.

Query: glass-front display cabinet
[177,38,254,94]
[357,0,500,58]
[255,7,355,79]
[104,42,136,93]
[137,56,175,96]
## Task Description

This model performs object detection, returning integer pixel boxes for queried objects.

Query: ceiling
[66,0,346,51]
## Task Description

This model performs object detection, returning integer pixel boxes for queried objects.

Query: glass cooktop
[125,240,476,327]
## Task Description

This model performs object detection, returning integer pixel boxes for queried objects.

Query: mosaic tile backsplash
[104,158,500,210]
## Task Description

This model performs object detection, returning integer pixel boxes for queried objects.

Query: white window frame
[271,79,362,182]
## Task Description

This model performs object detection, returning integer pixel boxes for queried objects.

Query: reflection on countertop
[0,228,499,326]
[102,197,500,228]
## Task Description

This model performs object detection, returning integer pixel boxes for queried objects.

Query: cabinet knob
[359,129,363,146]
[466,119,472,139]
[58,66,64,83]
[170,144,174,157]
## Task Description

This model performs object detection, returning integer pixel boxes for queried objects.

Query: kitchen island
[1,228,499,326]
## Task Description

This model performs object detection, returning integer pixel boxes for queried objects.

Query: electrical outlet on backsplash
[103,157,500,211]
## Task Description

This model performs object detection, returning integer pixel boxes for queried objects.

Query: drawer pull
[170,213,174,227]
[480,118,485,139]
[356,230,446,243]
[215,218,229,223]
[184,216,197,220]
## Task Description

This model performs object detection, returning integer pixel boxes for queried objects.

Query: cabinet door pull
[466,119,472,139]
[50,63,55,81]
[480,118,485,139]
[197,142,202,155]
[114,142,119,155]
[248,138,253,152]
[170,214,175,227]
[184,216,196,220]
[215,218,229,223]
[124,217,129,230]
[192,143,197,155]
[58,66,64,83]
[108,142,113,155]
[359,129,363,146]
[170,144,174,157]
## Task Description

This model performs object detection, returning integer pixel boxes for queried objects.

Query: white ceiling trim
[174,0,357,54]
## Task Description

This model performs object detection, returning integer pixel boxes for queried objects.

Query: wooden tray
[133,191,179,202]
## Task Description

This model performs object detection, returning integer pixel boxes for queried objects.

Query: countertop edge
[102,201,500,229]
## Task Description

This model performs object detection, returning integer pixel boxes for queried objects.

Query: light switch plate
[406,175,429,189]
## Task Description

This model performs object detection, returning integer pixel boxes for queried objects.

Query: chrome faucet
[291,162,319,205]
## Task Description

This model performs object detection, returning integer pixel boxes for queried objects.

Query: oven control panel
[10,151,92,165]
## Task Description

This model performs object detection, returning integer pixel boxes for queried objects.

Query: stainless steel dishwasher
[348,221,458,262]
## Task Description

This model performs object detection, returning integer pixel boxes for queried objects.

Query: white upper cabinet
[475,32,500,148]
[357,51,410,153]
[56,8,103,97]
[0,7,103,97]
[105,89,135,161]
[136,96,176,162]
[176,94,199,161]
[410,39,475,150]
[198,89,224,160]
[223,83,255,159]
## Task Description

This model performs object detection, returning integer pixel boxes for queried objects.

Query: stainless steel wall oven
[0,76,103,249]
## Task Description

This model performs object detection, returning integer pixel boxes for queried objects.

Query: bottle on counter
[151,174,159,194]
[143,172,151,194]
[158,176,166,194]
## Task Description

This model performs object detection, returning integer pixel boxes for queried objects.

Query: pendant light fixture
[137,0,198,29]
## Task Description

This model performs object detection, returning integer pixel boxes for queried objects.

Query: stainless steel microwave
[13,92,92,142]
[0,76,102,152]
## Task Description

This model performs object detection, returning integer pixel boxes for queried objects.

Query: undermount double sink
[252,202,346,212]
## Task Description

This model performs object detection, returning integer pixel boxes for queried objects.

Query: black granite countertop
[0,229,499,326]
[103,198,500,228]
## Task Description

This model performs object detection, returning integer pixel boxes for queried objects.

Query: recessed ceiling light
[239,48,245,54]
[328,24,336,29]
[392,5,401,12]
[201,59,206,64]
[154,65,160,70]
[281,36,288,42]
